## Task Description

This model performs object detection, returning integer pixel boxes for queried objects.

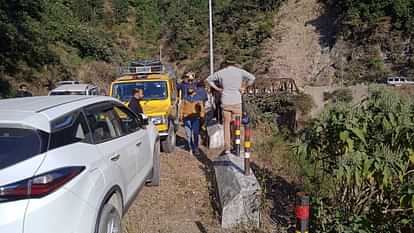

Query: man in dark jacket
[15,84,33,98]
[128,88,144,116]
[178,72,197,100]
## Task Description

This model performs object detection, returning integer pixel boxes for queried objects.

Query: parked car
[49,84,99,96]
[56,80,81,86]
[110,60,179,153]
[386,76,414,86]
[0,96,160,233]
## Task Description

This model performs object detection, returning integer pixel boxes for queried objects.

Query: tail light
[0,167,85,202]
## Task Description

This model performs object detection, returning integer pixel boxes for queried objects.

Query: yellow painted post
[234,116,241,157]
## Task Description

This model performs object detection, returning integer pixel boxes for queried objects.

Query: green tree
[71,0,104,25]
[0,0,55,75]
[131,0,162,58]
[112,0,129,24]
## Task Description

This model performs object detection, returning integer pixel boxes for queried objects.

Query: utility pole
[159,45,162,62]
[209,0,214,75]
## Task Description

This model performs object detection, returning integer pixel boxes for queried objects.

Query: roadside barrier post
[295,192,310,233]
[244,123,251,176]
[234,116,241,157]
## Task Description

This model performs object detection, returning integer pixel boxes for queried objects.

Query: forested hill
[325,0,414,84]
[1,0,413,96]
[0,0,282,95]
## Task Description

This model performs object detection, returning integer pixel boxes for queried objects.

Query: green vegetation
[295,88,414,232]
[245,93,314,127]
[0,0,284,95]
[326,0,414,83]
[327,0,414,35]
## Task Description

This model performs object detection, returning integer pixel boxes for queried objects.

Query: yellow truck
[109,60,179,153]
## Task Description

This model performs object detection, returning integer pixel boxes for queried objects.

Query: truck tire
[148,142,160,186]
[161,123,176,153]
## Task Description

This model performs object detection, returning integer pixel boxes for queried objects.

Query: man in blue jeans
[180,87,204,155]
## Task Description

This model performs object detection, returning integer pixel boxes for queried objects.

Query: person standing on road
[15,84,33,98]
[128,88,144,116]
[180,87,204,155]
[178,72,197,100]
[207,62,256,154]
[195,80,208,128]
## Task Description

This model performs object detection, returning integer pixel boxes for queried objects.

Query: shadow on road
[193,149,222,222]
[176,134,188,149]
[251,163,299,232]
[195,221,208,233]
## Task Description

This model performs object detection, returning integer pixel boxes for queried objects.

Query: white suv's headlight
[150,115,167,125]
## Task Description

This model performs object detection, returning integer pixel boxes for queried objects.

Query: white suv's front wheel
[98,203,122,233]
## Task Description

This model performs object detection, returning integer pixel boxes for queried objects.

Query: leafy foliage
[327,0,414,37]
[326,0,414,83]
[158,0,283,68]
[0,0,131,96]
[112,0,129,25]
[71,0,105,25]
[244,92,314,130]
[295,88,414,232]
[0,0,55,75]
[213,0,283,69]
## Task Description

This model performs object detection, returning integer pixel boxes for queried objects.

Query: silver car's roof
[50,84,97,92]
[0,96,119,132]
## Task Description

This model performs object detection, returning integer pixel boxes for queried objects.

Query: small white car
[56,80,81,86]
[386,76,414,86]
[49,84,99,96]
[0,96,160,233]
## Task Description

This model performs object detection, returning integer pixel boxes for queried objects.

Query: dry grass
[250,125,302,233]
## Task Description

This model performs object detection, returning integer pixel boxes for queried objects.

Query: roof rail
[118,59,165,75]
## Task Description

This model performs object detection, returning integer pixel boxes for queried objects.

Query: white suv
[0,96,160,233]
[386,76,414,86]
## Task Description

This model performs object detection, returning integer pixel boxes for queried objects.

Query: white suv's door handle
[136,141,142,147]
[110,154,121,161]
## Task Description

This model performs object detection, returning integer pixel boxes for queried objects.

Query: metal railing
[118,65,165,75]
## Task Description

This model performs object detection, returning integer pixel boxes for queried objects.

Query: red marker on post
[295,192,310,233]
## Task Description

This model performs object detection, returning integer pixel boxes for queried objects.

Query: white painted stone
[213,153,261,229]
[207,124,224,149]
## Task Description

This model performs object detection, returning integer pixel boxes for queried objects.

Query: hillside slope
[262,0,336,87]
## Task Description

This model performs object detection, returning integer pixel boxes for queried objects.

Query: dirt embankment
[262,0,337,86]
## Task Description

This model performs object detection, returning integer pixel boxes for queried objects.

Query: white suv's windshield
[112,81,168,102]
[0,127,48,170]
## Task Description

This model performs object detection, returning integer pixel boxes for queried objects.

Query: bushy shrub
[295,88,414,232]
